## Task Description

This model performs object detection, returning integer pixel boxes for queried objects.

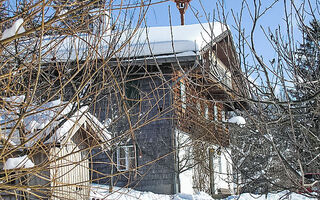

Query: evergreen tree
[293,20,320,173]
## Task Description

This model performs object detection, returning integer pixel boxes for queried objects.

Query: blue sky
[143,1,289,68]
[142,0,316,94]
[143,0,298,61]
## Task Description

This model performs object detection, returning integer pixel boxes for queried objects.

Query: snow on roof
[2,22,228,62]
[0,96,111,147]
[1,18,25,40]
[3,155,34,170]
[130,22,227,55]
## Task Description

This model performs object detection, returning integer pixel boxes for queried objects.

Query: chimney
[171,0,192,25]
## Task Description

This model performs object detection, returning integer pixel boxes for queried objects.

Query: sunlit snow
[3,155,34,170]
[228,116,246,125]
[1,18,25,40]
[90,184,317,200]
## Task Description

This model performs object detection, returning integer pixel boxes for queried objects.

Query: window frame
[214,104,218,121]
[116,145,136,172]
[204,103,209,119]
[180,80,186,110]
[221,110,226,130]
[196,101,201,115]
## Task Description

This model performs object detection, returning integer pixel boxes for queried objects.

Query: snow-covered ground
[90,184,317,200]
[226,191,317,200]
[90,184,213,200]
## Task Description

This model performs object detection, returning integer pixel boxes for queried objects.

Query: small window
[218,155,222,173]
[204,103,209,119]
[212,148,222,174]
[221,110,225,122]
[221,110,226,129]
[125,79,140,107]
[117,146,136,171]
[180,81,186,109]
[196,101,201,115]
[214,105,218,121]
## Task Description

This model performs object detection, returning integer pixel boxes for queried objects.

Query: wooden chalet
[0,15,247,198]
[92,22,248,197]
[0,100,110,200]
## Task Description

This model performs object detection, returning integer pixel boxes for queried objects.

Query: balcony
[177,109,230,147]
[209,57,232,89]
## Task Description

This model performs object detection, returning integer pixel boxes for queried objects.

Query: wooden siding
[50,132,90,200]
[173,69,230,147]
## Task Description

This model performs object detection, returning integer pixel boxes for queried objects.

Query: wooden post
[209,148,215,196]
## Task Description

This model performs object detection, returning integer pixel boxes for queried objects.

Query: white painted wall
[175,129,234,195]
[212,146,234,194]
[175,129,194,194]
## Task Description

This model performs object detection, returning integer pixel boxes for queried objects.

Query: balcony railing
[177,109,230,146]
[210,58,232,89]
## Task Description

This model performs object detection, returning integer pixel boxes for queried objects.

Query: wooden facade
[0,112,108,200]
[170,32,247,195]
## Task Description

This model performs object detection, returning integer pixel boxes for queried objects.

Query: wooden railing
[177,109,230,147]
[210,58,232,89]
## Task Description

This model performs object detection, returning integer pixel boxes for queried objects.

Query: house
[91,22,248,196]
[0,97,110,200]
[0,13,247,198]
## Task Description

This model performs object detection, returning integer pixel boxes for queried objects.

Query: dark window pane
[129,147,135,158]
[128,157,135,169]
[119,159,126,170]
[119,147,125,158]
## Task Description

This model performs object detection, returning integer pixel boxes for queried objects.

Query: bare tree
[0,0,163,199]
[213,0,320,197]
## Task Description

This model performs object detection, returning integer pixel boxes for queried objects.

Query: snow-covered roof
[0,96,111,147]
[1,18,25,40]
[3,155,34,170]
[43,22,227,61]
[1,21,228,62]
[120,22,228,57]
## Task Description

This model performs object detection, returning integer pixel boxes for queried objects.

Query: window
[117,146,136,171]
[196,101,201,115]
[221,110,225,121]
[204,103,209,119]
[216,148,222,173]
[125,79,140,107]
[218,154,222,173]
[214,104,218,121]
[212,148,222,174]
[221,110,226,129]
[180,81,186,109]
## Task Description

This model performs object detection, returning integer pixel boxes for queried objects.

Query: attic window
[117,146,136,171]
